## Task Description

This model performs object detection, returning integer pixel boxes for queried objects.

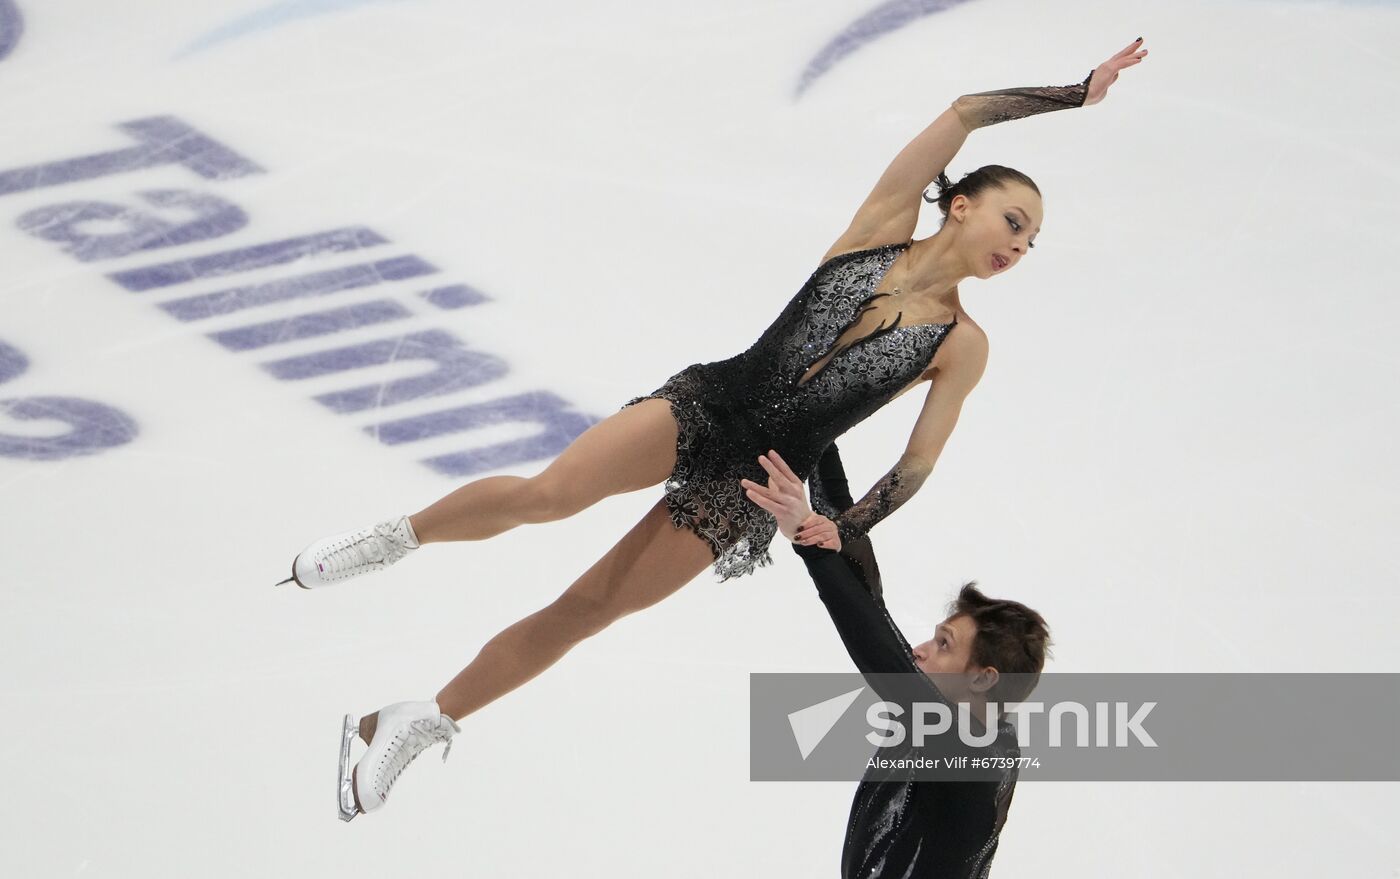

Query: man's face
[910,614,981,700]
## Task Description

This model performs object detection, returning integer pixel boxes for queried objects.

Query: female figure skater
[279,39,1148,821]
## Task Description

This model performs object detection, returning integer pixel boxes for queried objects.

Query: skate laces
[374,716,460,799]
[321,522,411,576]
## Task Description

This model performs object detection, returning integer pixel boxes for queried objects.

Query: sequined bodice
[628,70,1090,582]
[685,242,956,479]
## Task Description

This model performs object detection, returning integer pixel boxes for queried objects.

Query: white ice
[2,0,1398,876]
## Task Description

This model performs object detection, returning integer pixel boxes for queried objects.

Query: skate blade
[338,714,359,822]
[275,558,311,590]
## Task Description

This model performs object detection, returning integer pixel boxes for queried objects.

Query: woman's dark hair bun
[922,171,956,207]
[921,165,1041,223]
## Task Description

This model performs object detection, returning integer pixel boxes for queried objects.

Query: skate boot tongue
[325,536,385,572]
[380,719,457,790]
[288,516,419,588]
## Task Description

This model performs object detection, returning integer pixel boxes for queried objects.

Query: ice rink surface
[3,0,1398,875]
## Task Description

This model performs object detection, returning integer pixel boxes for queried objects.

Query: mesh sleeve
[952,70,1093,131]
[830,456,932,549]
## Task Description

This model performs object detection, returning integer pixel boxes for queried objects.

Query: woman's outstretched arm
[820,105,972,262]
[822,39,1148,263]
[804,324,989,551]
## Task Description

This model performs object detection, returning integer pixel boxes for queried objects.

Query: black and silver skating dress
[622,69,1094,581]
[623,242,957,581]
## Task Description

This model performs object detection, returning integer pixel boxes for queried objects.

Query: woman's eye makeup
[1008,217,1036,249]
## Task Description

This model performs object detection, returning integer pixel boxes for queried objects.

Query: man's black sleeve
[792,541,914,675]
[810,442,885,598]
[801,445,1004,772]
[801,444,952,708]
[792,541,954,710]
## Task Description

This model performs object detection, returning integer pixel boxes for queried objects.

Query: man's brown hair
[949,582,1051,704]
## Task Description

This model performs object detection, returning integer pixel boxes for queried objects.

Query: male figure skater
[742,445,1051,878]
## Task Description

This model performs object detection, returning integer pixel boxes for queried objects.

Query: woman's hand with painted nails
[740,450,842,551]
[1084,37,1148,107]
[740,449,811,541]
[794,512,841,552]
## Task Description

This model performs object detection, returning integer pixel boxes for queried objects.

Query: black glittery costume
[796,444,1022,879]
[624,71,1093,582]
[624,241,954,580]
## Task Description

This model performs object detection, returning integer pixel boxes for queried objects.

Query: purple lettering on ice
[157,255,437,320]
[17,190,249,262]
[109,226,388,292]
[0,339,139,460]
[0,340,26,385]
[420,284,491,310]
[0,0,24,64]
[369,392,598,478]
[0,116,262,196]
[0,397,140,460]
[795,0,973,98]
[0,117,596,475]
[261,330,509,414]
[209,300,413,351]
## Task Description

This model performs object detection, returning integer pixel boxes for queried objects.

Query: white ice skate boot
[337,701,461,822]
[276,515,419,589]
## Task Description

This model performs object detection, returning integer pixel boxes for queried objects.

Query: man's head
[910,582,1051,705]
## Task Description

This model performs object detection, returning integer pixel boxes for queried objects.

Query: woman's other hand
[1084,37,1148,107]
[740,449,843,551]
[794,513,841,552]
[741,450,813,542]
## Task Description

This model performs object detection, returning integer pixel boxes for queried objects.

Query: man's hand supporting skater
[741,449,924,680]
[739,447,1007,767]
[741,450,837,549]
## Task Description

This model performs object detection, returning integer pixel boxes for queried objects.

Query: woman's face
[953,183,1042,279]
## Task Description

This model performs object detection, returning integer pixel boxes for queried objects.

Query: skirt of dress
[622,365,778,582]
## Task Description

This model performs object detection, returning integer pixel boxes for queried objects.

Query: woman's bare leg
[359,497,715,740]
[408,398,678,543]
